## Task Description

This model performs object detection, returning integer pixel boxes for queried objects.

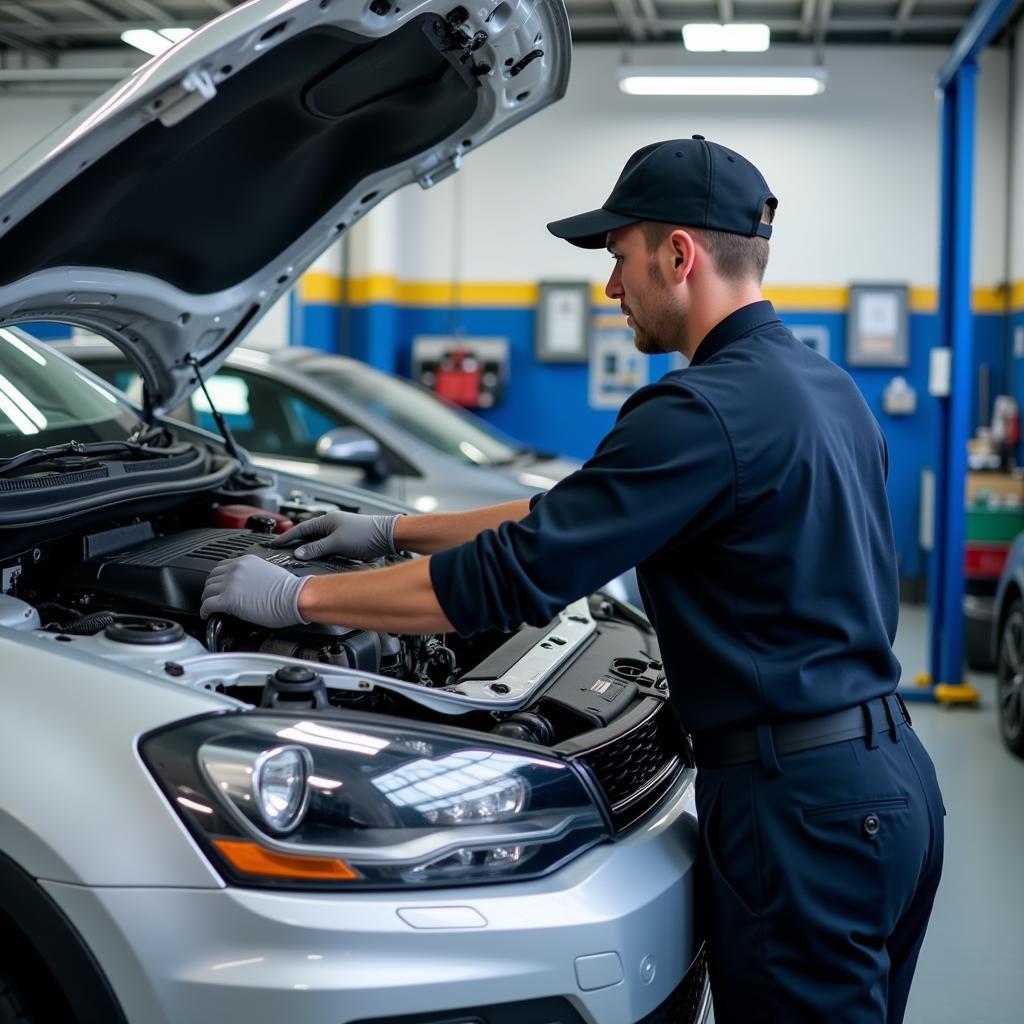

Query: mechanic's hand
[200,554,310,627]
[269,510,403,562]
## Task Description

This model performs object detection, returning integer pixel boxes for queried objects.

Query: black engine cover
[64,528,366,641]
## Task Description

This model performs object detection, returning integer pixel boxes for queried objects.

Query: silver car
[0,1,707,1022]
[64,344,580,513]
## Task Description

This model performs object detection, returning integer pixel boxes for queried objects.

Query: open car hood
[0,0,569,415]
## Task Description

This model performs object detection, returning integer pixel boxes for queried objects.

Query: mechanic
[202,137,945,1024]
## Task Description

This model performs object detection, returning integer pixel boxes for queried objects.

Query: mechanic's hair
[641,202,775,283]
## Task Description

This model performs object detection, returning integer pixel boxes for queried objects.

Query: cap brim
[546,208,640,249]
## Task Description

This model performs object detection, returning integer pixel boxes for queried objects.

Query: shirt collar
[688,300,780,367]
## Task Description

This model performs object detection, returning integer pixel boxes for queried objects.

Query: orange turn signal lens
[213,838,359,881]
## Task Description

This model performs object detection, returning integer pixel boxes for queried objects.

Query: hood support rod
[185,354,246,466]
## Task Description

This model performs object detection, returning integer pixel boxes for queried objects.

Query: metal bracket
[151,70,218,128]
[417,153,462,189]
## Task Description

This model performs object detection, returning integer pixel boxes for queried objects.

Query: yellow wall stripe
[300,272,1024,315]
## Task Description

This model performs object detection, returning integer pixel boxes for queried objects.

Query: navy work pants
[695,719,944,1023]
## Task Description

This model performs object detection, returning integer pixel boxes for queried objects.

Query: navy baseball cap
[547,136,777,249]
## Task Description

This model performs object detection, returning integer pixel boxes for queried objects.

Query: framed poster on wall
[535,281,590,363]
[589,328,648,409]
[846,283,909,367]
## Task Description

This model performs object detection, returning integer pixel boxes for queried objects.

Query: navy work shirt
[429,301,901,733]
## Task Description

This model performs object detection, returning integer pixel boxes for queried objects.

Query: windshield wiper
[0,439,181,478]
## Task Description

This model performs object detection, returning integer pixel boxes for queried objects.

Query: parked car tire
[995,599,1024,758]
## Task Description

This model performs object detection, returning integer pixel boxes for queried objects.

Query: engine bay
[1,492,671,751]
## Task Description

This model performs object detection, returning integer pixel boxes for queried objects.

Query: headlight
[141,711,609,890]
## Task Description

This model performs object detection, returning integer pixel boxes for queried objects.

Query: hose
[44,611,115,635]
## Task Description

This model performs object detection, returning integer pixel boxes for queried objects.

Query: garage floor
[894,605,1022,1024]
[706,604,1022,1024]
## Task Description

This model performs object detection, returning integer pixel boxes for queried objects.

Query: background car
[990,534,1024,758]
[63,340,642,606]
[59,342,578,513]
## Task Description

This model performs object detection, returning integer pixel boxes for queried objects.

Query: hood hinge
[150,69,218,128]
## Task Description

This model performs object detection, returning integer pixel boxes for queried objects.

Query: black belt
[691,693,912,770]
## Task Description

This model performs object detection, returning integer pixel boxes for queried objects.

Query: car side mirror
[315,427,389,482]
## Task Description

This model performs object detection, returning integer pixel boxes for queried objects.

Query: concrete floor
[894,605,1023,1024]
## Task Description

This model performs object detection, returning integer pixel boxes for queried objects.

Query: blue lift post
[911,0,1018,705]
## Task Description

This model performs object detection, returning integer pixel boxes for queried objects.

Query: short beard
[632,261,683,354]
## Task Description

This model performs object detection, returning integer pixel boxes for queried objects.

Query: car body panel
[44,769,698,1024]
[991,531,1024,656]
[0,622,230,887]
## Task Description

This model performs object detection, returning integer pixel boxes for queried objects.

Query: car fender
[0,632,228,888]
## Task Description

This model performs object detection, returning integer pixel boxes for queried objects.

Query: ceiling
[0,0,1017,59]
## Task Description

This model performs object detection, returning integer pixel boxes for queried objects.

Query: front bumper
[42,772,703,1024]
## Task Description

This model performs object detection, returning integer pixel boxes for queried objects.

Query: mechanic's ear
[667,229,696,283]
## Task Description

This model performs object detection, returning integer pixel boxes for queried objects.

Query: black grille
[0,468,107,491]
[639,945,709,1024]
[582,700,689,830]
[106,529,261,567]
[189,534,263,562]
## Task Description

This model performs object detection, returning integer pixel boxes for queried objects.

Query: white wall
[389,44,1010,290]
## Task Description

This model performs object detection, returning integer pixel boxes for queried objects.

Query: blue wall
[298,296,1010,587]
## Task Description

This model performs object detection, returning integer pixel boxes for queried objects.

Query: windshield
[0,328,139,458]
[310,359,524,467]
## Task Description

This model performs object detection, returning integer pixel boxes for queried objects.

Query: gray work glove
[200,555,310,627]
[270,509,403,562]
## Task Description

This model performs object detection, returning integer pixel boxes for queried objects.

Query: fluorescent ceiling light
[121,27,192,56]
[683,23,770,53]
[682,24,724,51]
[723,24,771,52]
[619,66,826,97]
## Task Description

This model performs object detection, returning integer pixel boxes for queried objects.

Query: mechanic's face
[604,225,684,355]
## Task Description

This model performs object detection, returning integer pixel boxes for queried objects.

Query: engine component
[213,504,294,534]
[246,514,277,534]
[45,610,115,635]
[104,615,185,645]
[62,527,357,621]
[261,665,329,710]
[491,712,554,746]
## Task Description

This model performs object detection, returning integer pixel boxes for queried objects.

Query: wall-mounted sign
[846,284,909,367]
[411,336,508,409]
[589,328,647,410]
[536,281,591,363]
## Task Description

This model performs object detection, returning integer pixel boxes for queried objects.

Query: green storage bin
[965,506,1024,543]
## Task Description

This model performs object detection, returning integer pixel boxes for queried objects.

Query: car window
[310,361,524,467]
[0,329,140,457]
[203,369,414,475]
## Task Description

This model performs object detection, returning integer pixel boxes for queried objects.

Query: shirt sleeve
[429,381,736,635]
